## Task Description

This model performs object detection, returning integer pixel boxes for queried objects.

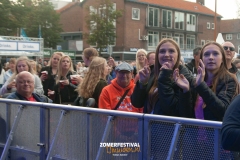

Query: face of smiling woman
[158,42,178,69]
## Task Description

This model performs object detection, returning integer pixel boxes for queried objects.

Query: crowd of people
[0,38,240,152]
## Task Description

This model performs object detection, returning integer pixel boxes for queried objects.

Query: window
[207,22,210,29]
[132,8,140,20]
[186,35,195,49]
[162,32,172,39]
[174,33,184,49]
[148,31,159,47]
[175,12,184,30]
[237,33,240,39]
[148,7,159,27]
[201,40,205,46]
[212,23,215,29]
[186,14,196,31]
[226,34,232,40]
[238,45,240,54]
[162,9,172,28]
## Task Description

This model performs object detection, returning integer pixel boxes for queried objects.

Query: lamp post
[214,0,217,41]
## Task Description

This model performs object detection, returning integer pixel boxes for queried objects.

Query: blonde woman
[52,55,78,104]
[29,60,37,74]
[74,57,108,108]
[134,49,147,83]
[40,52,64,96]
[0,56,43,97]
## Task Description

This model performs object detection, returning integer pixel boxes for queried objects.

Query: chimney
[196,0,204,5]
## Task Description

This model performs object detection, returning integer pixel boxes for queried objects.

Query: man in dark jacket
[6,71,52,103]
[185,47,202,77]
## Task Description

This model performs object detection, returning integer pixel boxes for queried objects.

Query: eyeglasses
[223,46,235,51]
[17,80,34,85]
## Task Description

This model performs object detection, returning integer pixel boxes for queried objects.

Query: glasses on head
[223,46,235,51]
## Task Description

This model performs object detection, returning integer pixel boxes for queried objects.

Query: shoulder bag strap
[114,89,130,110]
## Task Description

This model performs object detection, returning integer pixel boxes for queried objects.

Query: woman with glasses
[134,49,147,83]
[40,52,64,97]
[0,56,44,97]
[52,55,78,104]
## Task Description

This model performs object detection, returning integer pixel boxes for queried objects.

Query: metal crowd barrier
[0,99,238,160]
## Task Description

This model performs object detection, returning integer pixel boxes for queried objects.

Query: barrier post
[95,116,114,160]
[167,123,181,160]
[1,105,24,160]
[46,110,67,160]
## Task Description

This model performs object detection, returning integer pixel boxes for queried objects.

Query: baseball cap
[115,62,133,72]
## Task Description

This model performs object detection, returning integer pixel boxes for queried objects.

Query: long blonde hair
[8,56,35,83]
[77,57,106,98]
[136,49,147,72]
[28,60,37,74]
[48,52,65,67]
[55,55,74,84]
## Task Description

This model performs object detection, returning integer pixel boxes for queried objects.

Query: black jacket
[186,59,197,75]
[131,65,193,117]
[192,74,238,121]
[40,66,56,96]
[53,71,78,104]
[221,95,240,151]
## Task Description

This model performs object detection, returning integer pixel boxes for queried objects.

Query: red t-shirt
[25,95,37,102]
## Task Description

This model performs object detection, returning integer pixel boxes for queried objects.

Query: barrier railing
[0,99,238,160]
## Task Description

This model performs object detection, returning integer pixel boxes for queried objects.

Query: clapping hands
[138,58,150,84]
[195,59,205,86]
[173,68,189,93]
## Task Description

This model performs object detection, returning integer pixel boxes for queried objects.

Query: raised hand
[160,61,174,70]
[7,79,16,89]
[139,58,150,84]
[108,57,116,67]
[173,68,189,93]
[196,59,205,86]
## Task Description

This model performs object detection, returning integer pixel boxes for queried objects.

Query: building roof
[220,19,240,33]
[129,0,222,17]
[56,2,79,13]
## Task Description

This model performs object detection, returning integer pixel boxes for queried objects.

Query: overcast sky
[185,0,239,19]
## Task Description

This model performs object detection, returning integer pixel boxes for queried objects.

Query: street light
[214,0,217,41]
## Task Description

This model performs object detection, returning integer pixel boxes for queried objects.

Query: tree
[84,0,123,56]
[0,0,62,48]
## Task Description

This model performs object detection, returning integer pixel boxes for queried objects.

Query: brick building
[58,0,222,61]
[220,19,240,54]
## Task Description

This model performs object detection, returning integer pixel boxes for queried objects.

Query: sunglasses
[223,46,235,51]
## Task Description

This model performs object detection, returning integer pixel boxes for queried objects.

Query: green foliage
[0,0,62,48]
[84,0,123,55]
